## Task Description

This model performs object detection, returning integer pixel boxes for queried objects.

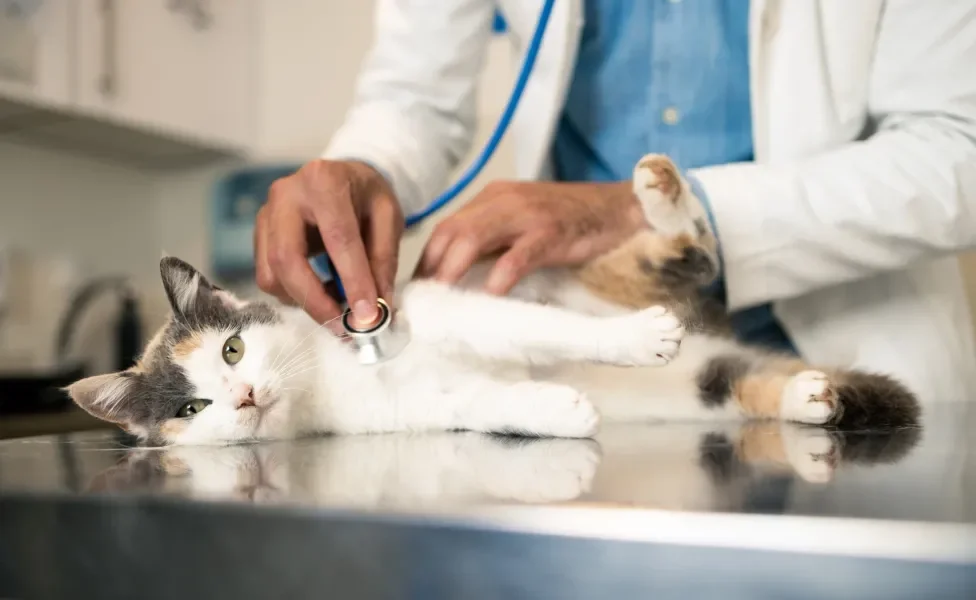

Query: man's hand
[416,180,646,294]
[254,160,404,329]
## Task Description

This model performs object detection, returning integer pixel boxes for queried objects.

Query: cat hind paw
[781,370,840,425]
[781,424,838,484]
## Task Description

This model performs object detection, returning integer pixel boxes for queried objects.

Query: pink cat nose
[231,384,255,409]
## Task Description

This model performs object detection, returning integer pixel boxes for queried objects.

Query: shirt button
[662,107,680,125]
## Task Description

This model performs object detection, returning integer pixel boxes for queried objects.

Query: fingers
[365,194,404,304]
[415,223,454,278]
[484,233,549,295]
[418,198,516,284]
[254,205,283,300]
[265,200,345,330]
[309,185,379,325]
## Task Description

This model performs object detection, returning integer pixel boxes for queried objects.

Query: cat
[85,422,921,507]
[65,154,920,446]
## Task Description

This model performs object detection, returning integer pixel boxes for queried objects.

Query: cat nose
[231,384,255,409]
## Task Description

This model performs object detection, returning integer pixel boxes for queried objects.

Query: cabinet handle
[99,0,117,97]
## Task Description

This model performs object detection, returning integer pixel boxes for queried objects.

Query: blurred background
[1,0,975,438]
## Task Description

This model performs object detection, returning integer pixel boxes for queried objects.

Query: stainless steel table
[1,402,974,599]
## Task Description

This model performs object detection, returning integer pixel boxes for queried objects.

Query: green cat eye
[176,399,212,418]
[222,335,245,365]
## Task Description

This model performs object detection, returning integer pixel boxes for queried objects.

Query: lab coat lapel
[749,0,771,162]
[499,0,582,181]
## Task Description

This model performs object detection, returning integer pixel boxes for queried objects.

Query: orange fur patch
[733,359,808,418]
[576,230,700,309]
[161,451,190,475]
[160,419,188,443]
[736,422,791,467]
[172,332,203,359]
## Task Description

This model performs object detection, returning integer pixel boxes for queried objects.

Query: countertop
[1,401,974,599]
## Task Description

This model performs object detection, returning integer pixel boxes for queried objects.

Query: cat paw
[600,306,684,367]
[633,154,682,206]
[476,438,602,502]
[521,385,601,438]
[781,424,838,484]
[780,370,839,425]
[632,154,689,233]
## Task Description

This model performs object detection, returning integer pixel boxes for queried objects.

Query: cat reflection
[584,422,921,511]
[88,423,920,510]
[89,433,602,506]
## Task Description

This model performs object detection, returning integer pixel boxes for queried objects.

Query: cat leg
[434,375,602,438]
[697,353,841,425]
[458,434,601,502]
[732,421,840,484]
[629,154,720,288]
[400,280,684,367]
[697,353,920,428]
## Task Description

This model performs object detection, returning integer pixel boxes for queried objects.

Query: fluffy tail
[831,371,921,430]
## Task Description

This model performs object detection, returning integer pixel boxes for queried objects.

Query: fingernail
[352,300,379,325]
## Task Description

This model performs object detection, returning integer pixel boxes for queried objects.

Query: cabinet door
[0,0,71,108]
[74,0,256,151]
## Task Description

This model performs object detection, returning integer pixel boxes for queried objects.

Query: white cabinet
[0,0,71,108]
[73,0,257,151]
[0,0,258,166]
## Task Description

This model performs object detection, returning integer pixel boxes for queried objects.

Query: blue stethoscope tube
[321,0,556,301]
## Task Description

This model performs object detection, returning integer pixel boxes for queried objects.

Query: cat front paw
[780,370,840,425]
[599,305,684,367]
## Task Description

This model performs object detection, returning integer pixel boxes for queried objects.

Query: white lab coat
[324,0,976,404]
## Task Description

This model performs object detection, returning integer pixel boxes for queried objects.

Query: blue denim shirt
[551,0,795,353]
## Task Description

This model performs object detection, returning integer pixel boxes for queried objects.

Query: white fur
[123,421,836,509]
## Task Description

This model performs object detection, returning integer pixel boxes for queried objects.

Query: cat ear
[160,256,213,317]
[65,372,136,425]
[159,256,245,318]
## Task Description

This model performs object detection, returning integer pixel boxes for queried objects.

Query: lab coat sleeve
[689,0,976,312]
[321,0,495,217]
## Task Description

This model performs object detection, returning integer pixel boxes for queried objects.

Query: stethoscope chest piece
[341,298,409,365]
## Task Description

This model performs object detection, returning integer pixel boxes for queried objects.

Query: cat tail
[828,370,921,430]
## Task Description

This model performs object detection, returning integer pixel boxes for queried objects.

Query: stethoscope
[340,0,556,364]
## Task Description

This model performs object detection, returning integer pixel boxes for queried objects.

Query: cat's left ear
[65,372,137,425]
[159,256,244,319]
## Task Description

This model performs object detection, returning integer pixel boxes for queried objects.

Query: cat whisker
[274,355,318,379]
[271,312,345,373]
[268,284,314,371]
[277,363,319,382]
[274,346,317,378]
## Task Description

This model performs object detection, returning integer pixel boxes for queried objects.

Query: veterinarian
[253,1,976,403]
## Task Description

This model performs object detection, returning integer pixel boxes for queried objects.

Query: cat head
[67,257,317,446]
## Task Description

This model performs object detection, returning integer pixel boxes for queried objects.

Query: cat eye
[176,399,212,418]
[222,335,245,365]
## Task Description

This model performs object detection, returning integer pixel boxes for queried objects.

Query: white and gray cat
[67,155,920,446]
